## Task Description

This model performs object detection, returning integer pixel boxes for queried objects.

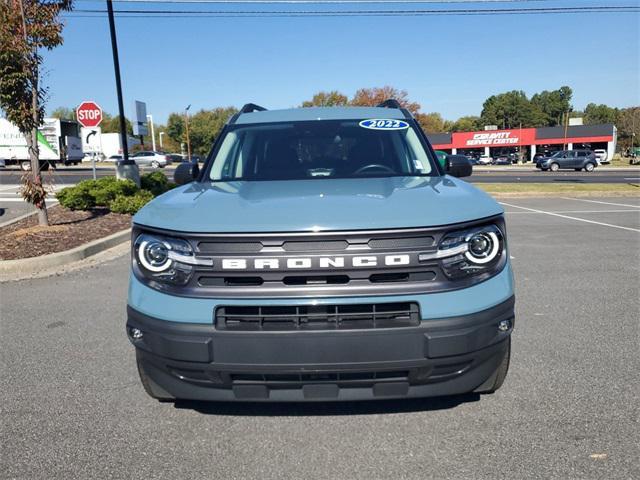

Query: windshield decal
[359,119,409,131]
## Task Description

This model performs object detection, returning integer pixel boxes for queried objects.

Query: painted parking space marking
[559,197,640,209]
[505,209,638,215]
[499,202,640,233]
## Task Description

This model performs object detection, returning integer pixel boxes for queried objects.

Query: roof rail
[239,103,267,114]
[376,99,413,120]
[376,99,403,110]
[228,103,268,125]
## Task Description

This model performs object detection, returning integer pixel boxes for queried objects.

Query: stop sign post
[76,101,103,128]
[76,101,103,179]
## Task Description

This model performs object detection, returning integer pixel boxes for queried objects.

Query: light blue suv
[127,100,515,402]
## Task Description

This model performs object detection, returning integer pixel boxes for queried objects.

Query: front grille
[216,302,420,331]
[134,216,504,298]
[229,370,410,387]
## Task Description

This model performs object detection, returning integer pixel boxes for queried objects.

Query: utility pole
[185,104,192,162]
[563,111,570,150]
[159,131,165,149]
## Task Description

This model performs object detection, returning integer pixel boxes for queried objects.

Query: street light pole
[106,0,129,162]
[146,114,156,151]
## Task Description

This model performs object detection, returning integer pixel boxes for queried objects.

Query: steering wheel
[354,164,396,175]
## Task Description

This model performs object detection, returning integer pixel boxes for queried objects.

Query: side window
[577,151,587,157]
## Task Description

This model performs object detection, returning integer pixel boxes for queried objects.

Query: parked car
[594,149,609,164]
[83,152,104,163]
[434,150,448,169]
[130,151,170,168]
[106,154,123,162]
[166,154,183,164]
[493,155,512,165]
[126,102,514,403]
[536,150,598,172]
[477,155,493,165]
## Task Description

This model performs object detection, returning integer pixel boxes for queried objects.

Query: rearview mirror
[445,155,472,178]
[174,162,198,185]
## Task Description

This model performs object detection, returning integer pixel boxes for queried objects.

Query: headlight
[420,224,506,280]
[133,233,208,286]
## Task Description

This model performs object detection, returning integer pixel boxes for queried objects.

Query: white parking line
[559,197,640,209]
[505,209,638,214]
[499,202,640,233]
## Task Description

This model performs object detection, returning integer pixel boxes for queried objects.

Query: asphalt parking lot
[1,196,639,480]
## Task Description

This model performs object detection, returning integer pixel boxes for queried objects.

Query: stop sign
[76,101,103,128]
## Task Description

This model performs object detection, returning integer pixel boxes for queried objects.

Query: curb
[0,228,131,276]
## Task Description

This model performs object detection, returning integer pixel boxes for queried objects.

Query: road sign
[76,101,103,128]
[132,100,148,136]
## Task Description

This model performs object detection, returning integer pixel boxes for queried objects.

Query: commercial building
[426,123,617,162]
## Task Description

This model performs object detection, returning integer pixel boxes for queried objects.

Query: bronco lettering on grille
[220,255,411,270]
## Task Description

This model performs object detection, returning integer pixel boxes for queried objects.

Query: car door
[559,151,575,168]
[133,152,149,166]
[574,150,589,168]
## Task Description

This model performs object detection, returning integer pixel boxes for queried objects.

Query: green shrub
[56,177,140,210]
[56,184,96,210]
[91,179,138,206]
[140,171,171,196]
[109,190,154,214]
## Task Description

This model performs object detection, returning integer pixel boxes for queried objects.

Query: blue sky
[45,0,639,124]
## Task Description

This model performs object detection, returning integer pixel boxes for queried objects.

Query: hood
[133,176,503,233]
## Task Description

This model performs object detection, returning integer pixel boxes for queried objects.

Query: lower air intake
[216,302,420,331]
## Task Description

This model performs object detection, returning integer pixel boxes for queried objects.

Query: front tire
[550,163,560,172]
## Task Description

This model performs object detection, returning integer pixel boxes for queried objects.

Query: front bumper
[127,296,515,402]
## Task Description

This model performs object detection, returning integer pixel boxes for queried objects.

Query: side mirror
[174,162,198,185]
[445,154,472,178]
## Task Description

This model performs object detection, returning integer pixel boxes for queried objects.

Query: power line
[76,0,563,3]
[84,0,563,3]
[68,6,640,17]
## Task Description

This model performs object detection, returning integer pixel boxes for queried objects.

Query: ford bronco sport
[127,100,515,402]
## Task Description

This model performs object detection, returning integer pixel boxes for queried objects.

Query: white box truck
[0,117,84,170]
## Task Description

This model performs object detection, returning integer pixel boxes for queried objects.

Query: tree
[617,106,640,151]
[481,90,545,129]
[350,86,421,114]
[189,107,238,156]
[583,103,619,125]
[100,112,132,135]
[415,112,447,133]
[50,106,75,120]
[302,91,348,107]
[166,108,237,157]
[0,0,73,226]
[450,115,482,132]
[166,113,185,144]
[530,86,573,126]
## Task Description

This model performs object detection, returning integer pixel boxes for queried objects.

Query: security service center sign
[457,129,535,148]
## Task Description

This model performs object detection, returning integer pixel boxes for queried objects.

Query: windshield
[207,120,435,181]
[550,151,564,158]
